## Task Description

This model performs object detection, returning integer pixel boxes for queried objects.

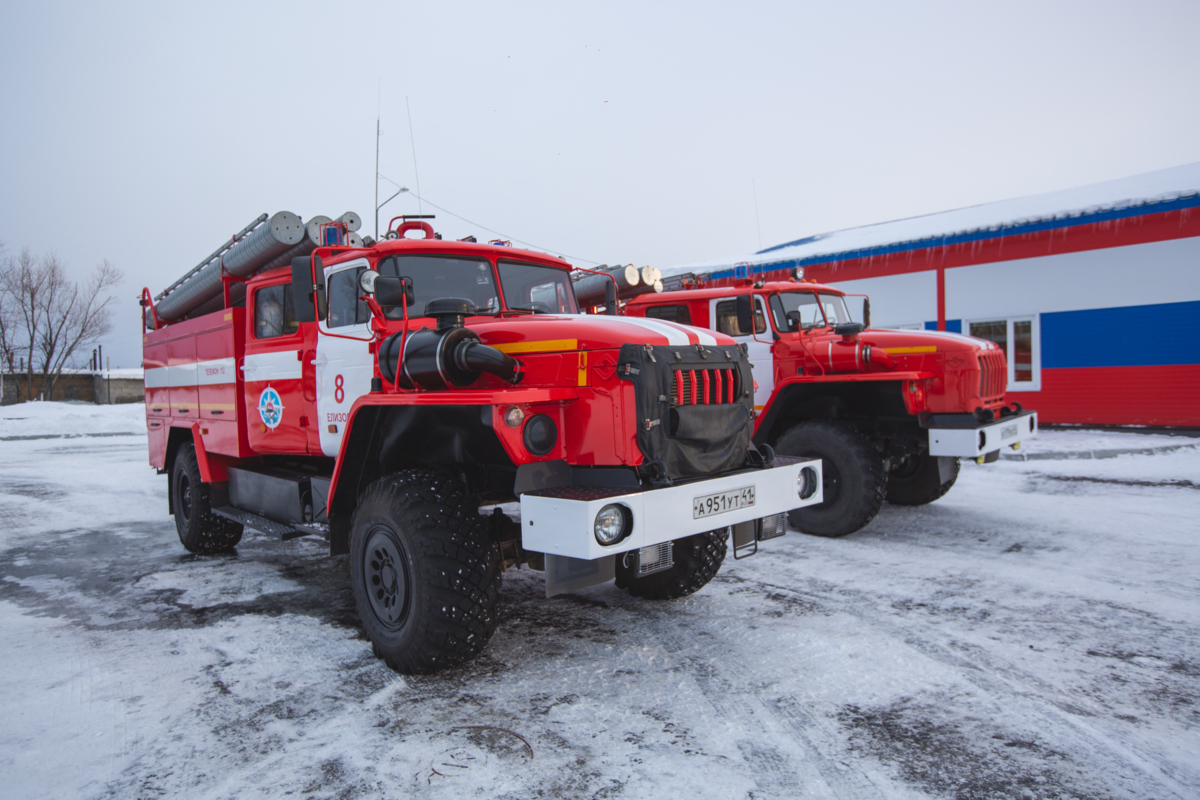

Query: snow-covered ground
[1,403,1197,799]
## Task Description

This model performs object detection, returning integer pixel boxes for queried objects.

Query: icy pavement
[1,404,1198,800]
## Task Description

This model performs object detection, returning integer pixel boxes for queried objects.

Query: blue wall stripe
[1041,300,1200,368]
[704,194,1200,281]
[922,302,1200,368]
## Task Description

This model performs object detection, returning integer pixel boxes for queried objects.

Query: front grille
[978,350,1006,400]
[672,368,740,405]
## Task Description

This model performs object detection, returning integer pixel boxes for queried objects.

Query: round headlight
[798,466,818,500]
[504,405,525,428]
[523,414,558,456]
[594,504,629,546]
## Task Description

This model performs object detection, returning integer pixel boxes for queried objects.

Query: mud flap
[937,455,958,485]
[545,554,616,598]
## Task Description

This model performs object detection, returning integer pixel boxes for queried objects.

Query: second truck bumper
[927,410,1038,458]
[520,456,823,560]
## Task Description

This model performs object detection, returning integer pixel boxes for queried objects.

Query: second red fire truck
[625,270,1037,537]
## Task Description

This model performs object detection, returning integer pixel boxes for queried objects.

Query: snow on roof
[662,161,1200,278]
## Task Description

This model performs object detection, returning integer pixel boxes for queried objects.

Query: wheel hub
[364,528,409,628]
[178,474,192,521]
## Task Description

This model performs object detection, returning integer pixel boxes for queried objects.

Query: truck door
[243,276,313,454]
[710,295,772,410]
[314,259,375,457]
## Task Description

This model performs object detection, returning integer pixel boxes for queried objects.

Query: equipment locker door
[710,295,773,411]
[315,259,375,457]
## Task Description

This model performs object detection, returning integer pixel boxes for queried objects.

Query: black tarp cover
[617,343,754,480]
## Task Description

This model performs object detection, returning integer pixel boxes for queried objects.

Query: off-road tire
[349,470,500,674]
[886,454,959,506]
[615,529,727,600]
[774,421,886,537]
[171,443,243,553]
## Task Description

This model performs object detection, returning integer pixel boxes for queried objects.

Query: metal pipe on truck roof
[571,264,642,308]
[639,265,661,286]
[178,214,339,321]
[625,279,664,299]
[148,211,305,326]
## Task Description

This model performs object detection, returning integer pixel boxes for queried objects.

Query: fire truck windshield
[770,291,854,331]
[377,255,501,316]
[497,260,579,314]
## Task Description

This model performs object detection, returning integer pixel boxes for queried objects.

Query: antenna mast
[407,96,422,214]
[375,116,381,240]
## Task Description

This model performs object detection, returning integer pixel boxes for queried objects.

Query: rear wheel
[172,443,242,553]
[774,421,886,537]
[615,529,727,600]
[349,470,501,674]
[886,453,959,506]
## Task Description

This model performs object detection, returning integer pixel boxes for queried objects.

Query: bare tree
[1,248,123,401]
[0,242,14,400]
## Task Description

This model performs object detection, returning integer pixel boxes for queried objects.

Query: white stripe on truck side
[143,357,238,389]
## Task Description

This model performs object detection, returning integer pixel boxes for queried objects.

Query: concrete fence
[1,370,144,406]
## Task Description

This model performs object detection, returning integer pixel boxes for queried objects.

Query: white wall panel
[946,236,1200,321]
[831,271,937,328]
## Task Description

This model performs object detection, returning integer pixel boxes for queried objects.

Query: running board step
[212,506,308,540]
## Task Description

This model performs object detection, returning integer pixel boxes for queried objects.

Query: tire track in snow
[728,570,1193,799]
[640,606,888,800]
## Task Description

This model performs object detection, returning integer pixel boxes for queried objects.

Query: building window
[967,315,1040,391]
[645,304,692,325]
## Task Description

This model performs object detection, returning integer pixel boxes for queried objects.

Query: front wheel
[349,470,501,674]
[886,454,959,506]
[615,529,728,600]
[774,421,886,537]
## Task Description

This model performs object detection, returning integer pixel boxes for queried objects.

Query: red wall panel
[1009,365,1200,427]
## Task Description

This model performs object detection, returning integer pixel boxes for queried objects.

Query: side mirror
[735,294,754,336]
[374,275,414,309]
[863,297,871,329]
[786,310,801,332]
[290,255,327,322]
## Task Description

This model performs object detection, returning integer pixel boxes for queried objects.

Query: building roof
[661,162,1200,280]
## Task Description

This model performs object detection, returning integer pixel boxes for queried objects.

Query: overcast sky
[2,0,1198,367]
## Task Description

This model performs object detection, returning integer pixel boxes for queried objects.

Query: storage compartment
[228,465,314,524]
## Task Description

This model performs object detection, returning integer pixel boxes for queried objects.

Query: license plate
[693,486,755,519]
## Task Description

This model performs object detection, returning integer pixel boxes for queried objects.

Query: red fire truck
[624,271,1037,537]
[141,213,823,674]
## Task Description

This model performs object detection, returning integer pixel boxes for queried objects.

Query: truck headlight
[594,504,630,546]
[798,467,818,500]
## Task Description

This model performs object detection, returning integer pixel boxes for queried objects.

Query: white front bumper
[928,411,1038,458]
[520,458,823,560]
